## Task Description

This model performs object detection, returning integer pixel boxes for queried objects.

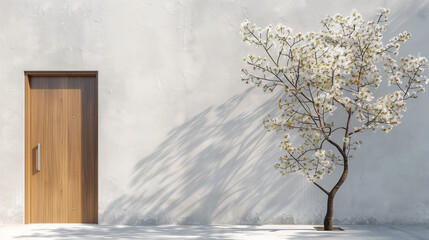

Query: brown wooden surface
[24,75,30,223]
[25,71,97,77]
[25,74,97,223]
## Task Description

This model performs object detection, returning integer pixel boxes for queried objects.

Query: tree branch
[313,182,329,195]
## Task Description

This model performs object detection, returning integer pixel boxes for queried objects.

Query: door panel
[26,75,97,223]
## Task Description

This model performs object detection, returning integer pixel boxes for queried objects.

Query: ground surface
[1,224,428,239]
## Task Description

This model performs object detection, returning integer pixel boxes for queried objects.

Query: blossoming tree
[240,9,428,230]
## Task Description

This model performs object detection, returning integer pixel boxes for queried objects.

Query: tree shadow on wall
[101,87,321,225]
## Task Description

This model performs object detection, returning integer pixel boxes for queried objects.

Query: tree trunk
[323,156,349,230]
[323,192,335,230]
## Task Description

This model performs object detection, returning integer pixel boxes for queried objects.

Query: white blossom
[242,9,428,181]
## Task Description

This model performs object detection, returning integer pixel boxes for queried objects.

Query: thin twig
[313,182,329,195]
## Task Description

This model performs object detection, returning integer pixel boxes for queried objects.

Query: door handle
[37,143,41,171]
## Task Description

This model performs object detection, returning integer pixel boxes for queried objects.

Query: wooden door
[25,72,98,223]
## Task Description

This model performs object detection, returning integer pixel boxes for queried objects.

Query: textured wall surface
[1,0,429,225]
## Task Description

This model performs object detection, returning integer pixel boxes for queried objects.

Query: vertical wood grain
[24,76,30,224]
[25,73,97,223]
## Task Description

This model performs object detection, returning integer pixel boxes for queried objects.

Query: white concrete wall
[1,0,429,225]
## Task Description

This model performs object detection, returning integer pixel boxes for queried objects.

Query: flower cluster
[273,132,341,181]
[242,9,428,181]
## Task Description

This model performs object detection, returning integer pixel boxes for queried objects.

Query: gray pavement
[1,224,428,240]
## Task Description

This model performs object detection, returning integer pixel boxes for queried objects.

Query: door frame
[24,71,98,224]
